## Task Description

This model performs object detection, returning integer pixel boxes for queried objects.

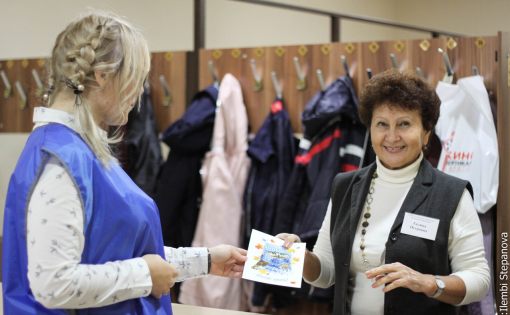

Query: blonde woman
[2,12,246,315]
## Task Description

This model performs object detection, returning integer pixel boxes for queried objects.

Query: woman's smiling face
[370,103,431,170]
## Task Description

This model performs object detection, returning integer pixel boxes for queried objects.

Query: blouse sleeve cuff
[303,252,334,289]
[164,246,208,282]
[130,257,153,297]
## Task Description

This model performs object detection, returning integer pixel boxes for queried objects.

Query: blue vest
[2,123,172,315]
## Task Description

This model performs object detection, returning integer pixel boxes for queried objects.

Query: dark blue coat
[270,76,367,306]
[154,85,218,249]
[243,100,298,307]
[243,99,296,243]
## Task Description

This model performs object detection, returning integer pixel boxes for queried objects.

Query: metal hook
[159,75,172,107]
[208,60,220,87]
[271,71,283,100]
[31,69,44,97]
[415,67,426,80]
[366,68,373,80]
[437,48,454,82]
[316,69,326,92]
[15,80,27,110]
[341,55,350,78]
[390,53,399,70]
[293,57,307,90]
[249,59,263,92]
[1,70,12,99]
[472,65,480,76]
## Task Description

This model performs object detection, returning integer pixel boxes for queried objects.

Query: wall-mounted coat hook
[415,67,426,80]
[390,53,399,70]
[249,59,263,92]
[316,69,326,92]
[1,70,12,99]
[366,68,373,80]
[271,71,283,100]
[208,60,220,87]
[437,48,454,83]
[341,55,350,78]
[31,69,44,97]
[158,75,172,107]
[472,65,480,76]
[15,80,27,110]
[293,56,307,90]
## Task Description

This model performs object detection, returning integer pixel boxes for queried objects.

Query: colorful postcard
[242,229,306,288]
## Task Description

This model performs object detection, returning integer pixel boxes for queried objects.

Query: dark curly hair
[358,69,440,131]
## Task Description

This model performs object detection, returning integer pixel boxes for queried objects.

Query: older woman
[2,12,246,315]
[279,70,489,315]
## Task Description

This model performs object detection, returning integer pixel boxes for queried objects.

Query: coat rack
[0,52,188,133]
[198,35,502,134]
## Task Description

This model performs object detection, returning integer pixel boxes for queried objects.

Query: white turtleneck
[306,153,490,314]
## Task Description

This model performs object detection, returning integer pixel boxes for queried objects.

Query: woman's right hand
[142,254,178,299]
[275,233,301,249]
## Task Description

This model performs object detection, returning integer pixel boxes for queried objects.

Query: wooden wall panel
[0,60,17,132]
[242,47,273,133]
[404,38,448,86]
[335,42,361,91]
[27,59,48,128]
[199,35,502,136]
[0,59,47,132]
[15,59,36,132]
[0,52,187,134]
[1,36,502,136]
[149,51,187,133]
[357,40,396,88]
[269,45,300,132]
[449,36,499,94]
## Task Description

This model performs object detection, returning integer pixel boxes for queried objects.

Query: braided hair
[44,11,150,165]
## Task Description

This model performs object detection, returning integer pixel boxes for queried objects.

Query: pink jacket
[179,74,250,310]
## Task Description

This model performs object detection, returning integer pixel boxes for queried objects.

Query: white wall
[0,0,193,59]
[395,0,510,37]
[205,0,404,48]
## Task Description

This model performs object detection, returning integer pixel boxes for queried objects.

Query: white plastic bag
[435,75,499,213]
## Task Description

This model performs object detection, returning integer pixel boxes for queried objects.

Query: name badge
[400,212,439,241]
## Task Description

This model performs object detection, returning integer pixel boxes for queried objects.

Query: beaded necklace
[360,171,378,268]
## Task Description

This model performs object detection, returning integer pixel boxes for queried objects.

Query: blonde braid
[46,12,150,166]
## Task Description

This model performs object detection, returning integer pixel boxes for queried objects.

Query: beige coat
[179,74,250,310]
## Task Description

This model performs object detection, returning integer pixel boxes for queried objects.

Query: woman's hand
[276,233,324,283]
[275,233,301,249]
[365,262,436,295]
[209,245,247,278]
[142,254,179,299]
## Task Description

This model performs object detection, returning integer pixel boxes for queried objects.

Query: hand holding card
[242,229,306,288]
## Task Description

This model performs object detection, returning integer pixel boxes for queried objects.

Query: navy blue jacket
[270,76,367,306]
[244,99,297,242]
[275,75,365,242]
[154,85,218,249]
[243,100,298,307]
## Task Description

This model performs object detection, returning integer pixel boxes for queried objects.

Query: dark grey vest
[330,159,470,315]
